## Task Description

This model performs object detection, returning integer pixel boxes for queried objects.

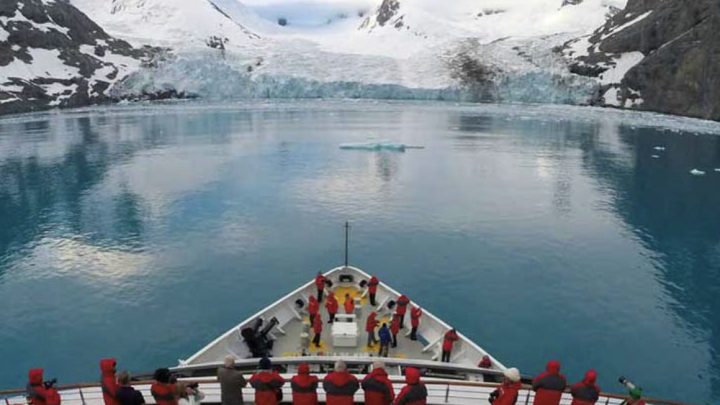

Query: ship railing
[0,377,691,405]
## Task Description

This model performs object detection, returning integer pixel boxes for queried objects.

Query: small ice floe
[714,168,720,172]
[653,146,666,151]
[690,169,706,176]
[651,155,660,159]
[339,142,425,152]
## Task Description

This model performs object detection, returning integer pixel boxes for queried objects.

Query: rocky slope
[563,0,720,120]
[0,0,159,115]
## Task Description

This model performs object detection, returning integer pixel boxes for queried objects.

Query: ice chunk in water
[651,155,660,159]
[339,142,424,152]
[690,169,706,176]
[715,168,720,172]
[653,146,666,151]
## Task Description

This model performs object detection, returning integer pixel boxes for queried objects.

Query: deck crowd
[22,273,648,405]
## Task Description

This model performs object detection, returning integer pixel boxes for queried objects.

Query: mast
[344,221,350,267]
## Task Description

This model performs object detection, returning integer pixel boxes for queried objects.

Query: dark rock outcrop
[564,0,720,120]
[0,0,160,115]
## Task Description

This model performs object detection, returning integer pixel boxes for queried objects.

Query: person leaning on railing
[217,356,247,405]
[116,371,145,405]
[151,368,177,405]
[489,367,522,405]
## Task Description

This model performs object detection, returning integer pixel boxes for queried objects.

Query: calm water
[1,101,719,404]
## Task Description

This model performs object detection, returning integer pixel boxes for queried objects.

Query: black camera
[187,382,199,389]
[43,379,57,389]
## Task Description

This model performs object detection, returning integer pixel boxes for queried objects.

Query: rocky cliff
[565,0,720,120]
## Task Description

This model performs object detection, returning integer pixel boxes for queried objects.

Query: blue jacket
[378,326,392,344]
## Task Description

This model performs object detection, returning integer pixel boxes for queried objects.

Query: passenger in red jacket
[308,295,319,325]
[315,272,326,302]
[393,367,426,405]
[291,363,318,405]
[322,360,359,405]
[570,369,600,405]
[395,295,410,328]
[532,360,567,405]
[100,358,119,405]
[151,368,177,405]
[249,358,285,405]
[312,313,323,347]
[27,369,49,405]
[343,294,355,314]
[478,355,492,369]
[489,368,522,405]
[362,361,395,405]
[409,307,422,340]
[366,311,379,347]
[441,329,459,362]
[390,315,401,348]
[368,276,380,306]
[325,292,339,323]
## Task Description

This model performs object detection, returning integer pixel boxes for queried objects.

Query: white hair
[224,355,236,368]
[372,361,385,371]
[334,360,347,372]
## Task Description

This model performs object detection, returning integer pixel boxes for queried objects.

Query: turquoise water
[0,101,719,404]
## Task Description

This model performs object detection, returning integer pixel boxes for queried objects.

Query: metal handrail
[0,376,691,405]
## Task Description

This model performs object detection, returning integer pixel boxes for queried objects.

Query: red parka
[326,293,339,315]
[390,316,400,336]
[313,314,323,334]
[291,364,318,405]
[442,330,459,352]
[368,276,379,294]
[410,307,422,328]
[27,369,48,405]
[322,371,359,405]
[492,380,522,405]
[396,295,410,315]
[308,296,319,317]
[532,360,567,405]
[570,370,600,405]
[250,370,285,405]
[150,382,177,405]
[315,274,326,291]
[344,296,355,314]
[366,312,379,332]
[100,358,119,405]
[362,367,395,405]
[393,367,426,405]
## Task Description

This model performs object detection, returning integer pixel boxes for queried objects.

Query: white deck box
[331,314,358,347]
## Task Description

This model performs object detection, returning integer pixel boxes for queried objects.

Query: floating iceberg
[715,168,720,172]
[653,146,666,151]
[690,169,706,176]
[651,155,660,159]
[339,142,425,152]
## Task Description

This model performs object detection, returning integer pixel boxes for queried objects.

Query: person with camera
[367,275,380,306]
[116,371,145,405]
[395,295,410,328]
[177,382,205,405]
[441,329,459,362]
[569,369,600,405]
[489,367,522,405]
[151,368,178,405]
[409,306,422,341]
[249,357,285,405]
[27,369,60,405]
[531,360,567,405]
[325,292,339,324]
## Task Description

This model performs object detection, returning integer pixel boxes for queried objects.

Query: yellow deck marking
[332,286,367,306]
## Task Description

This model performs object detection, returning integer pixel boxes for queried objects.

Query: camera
[187,382,199,389]
[618,376,642,399]
[43,379,57,389]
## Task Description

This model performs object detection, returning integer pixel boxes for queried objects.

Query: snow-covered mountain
[0,0,159,115]
[1,0,717,121]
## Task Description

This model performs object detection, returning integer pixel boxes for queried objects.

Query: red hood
[298,364,310,375]
[29,369,43,385]
[100,358,117,376]
[545,360,561,374]
[582,369,597,384]
[368,368,388,380]
[404,367,421,384]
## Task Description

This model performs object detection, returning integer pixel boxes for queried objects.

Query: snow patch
[599,51,644,84]
[603,87,619,106]
[601,10,652,40]
[0,48,80,82]
[0,27,8,42]
[0,9,69,36]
